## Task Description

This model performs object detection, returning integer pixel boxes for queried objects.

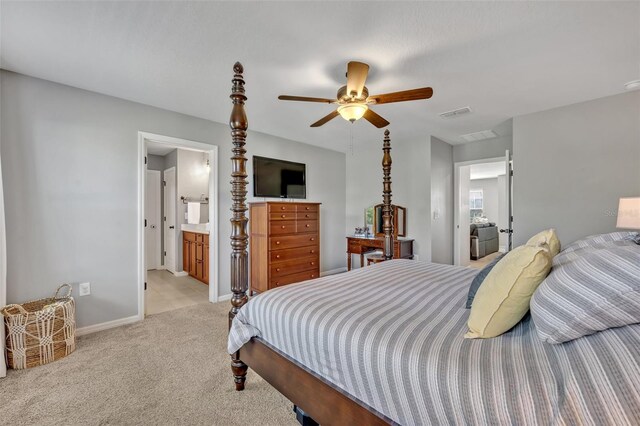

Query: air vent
[439,106,472,119]
[460,129,498,143]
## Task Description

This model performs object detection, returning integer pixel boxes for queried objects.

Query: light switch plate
[78,282,91,296]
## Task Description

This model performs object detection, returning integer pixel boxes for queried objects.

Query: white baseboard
[217,293,232,302]
[76,315,140,337]
[321,267,347,277]
[173,271,188,277]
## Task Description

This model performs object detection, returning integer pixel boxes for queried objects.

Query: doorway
[454,151,512,267]
[137,132,219,320]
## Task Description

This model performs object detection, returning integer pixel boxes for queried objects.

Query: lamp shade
[616,197,640,229]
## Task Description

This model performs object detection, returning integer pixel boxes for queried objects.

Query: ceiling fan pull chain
[349,126,354,156]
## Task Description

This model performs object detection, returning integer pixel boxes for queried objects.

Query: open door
[163,167,177,273]
[499,150,514,251]
[145,170,161,270]
[454,165,471,266]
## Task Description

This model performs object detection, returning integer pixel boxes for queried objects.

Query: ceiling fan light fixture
[337,103,368,122]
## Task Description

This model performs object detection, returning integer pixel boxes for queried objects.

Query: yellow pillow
[465,244,552,339]
[527,229,561,257]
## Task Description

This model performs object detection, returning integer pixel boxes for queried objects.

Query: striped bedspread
[228,260,640,425]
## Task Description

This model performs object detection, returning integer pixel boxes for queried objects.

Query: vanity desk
[346,236,414,270]
[347,203,413,270]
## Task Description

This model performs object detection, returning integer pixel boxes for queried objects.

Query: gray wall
[1,71,346,328]
[430,137,453,264]
[346,136,431,265]
[146,154,164,171]
[513,90,640,246]
[469,177,499,223]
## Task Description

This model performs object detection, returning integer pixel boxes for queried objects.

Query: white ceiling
[146,141,175,157]
[470,161,506,180]
[2,1,638,152]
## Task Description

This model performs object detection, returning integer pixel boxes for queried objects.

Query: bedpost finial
[233,62,244,75]
[384,129,390,137]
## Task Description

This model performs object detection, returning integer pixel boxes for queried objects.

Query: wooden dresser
[249,202,321,294]
[182,231,209,284]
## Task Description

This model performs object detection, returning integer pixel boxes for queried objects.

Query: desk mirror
[364,204,407,237]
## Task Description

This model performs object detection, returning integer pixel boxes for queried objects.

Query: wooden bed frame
[228,62,393,425]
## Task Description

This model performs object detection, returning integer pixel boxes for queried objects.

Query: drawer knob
[310,238,315,241]
[276,241,281,245]
[310,250,315,254]
[276,282,280,285]
[281,214,286,218]
[276,255,281,259]
[305,224,310,228]
[305,214,310,218]
[281,225,286,229]
[281,207,285,210]
[311,262,315,266]
[306,207,310,210]
[276,268,280,272]
[311,274,316,278]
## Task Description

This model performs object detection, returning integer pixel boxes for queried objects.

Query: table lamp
[617,197,640,245]
[617,197,640,230]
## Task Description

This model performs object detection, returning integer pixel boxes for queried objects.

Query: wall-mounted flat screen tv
[253,156,306,199]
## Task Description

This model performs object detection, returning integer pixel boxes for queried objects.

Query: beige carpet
[0,302,297,425]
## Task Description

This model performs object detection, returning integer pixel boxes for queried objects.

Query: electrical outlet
[78,282,91,296]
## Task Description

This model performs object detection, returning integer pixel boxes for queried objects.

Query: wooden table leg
[360,254,364,268]
[347,253,352,271]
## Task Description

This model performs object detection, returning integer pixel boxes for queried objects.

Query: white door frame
[145,170,162,270]
[453,156,505,266]
[137,132,219,321]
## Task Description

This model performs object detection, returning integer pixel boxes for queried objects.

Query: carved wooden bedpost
[382,130,394,260]
[229,62,249,391]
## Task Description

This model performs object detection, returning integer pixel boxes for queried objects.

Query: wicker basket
[2,284,76,369]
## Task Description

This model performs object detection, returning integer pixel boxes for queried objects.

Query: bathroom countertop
[180,224,210,235]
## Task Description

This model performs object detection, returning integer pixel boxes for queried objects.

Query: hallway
[145,270,208,315]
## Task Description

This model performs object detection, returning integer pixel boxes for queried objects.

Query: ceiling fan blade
[368,87,433,105]
[310,110,340,127]
[346,61,369,98]
[362,109,390,128]
[278,95,335,103]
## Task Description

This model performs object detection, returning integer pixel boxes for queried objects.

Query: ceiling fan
[278,61,433,128]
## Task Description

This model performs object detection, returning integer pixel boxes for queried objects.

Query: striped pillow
[561,231,637,254]
[531,244,640,344]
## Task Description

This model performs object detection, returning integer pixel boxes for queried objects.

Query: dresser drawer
[269,220,296,235]
[296,220,317,233]
[271,256,319,278]
[270,246,318,262]
[296,212,318,221]
[270,234,318,250]
[271,269,320,288]
[296,204,319,213]
[183,231,196,242]
[269,212,297,221]
[269,203,296,213]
